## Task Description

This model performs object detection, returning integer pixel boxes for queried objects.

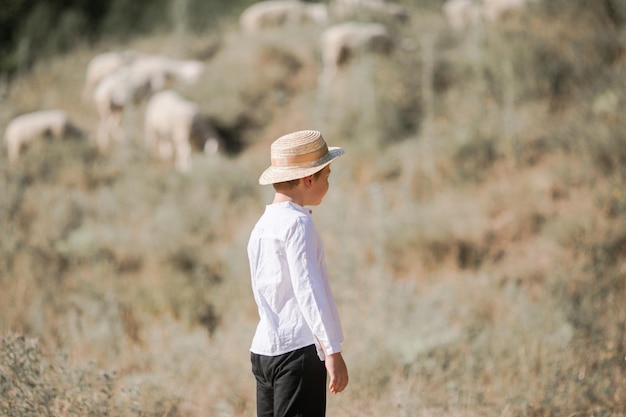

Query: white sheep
[92,54,206,151]
[443,0,484,31]
[330,0,409,23]
[443,0,531,30]
[82,50,140,102]
[320,21,393,82]
[128,55,206,91]
[4,110,82,162]
[144,90,222,173]
[239,0,329,34]
[330,0,383,14]
[171,59,206,85]
[92,66,149,151]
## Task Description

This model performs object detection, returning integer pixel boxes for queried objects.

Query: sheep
[239,0,329,34]
[92,54,206,151]
[92,66,150,151]
[442,0,531,30]
[128,55,206,91]
[443,0,484,31]
[330,0,384,14]
[330,0,409,23]
[82,50,140,102]
[144,90,222,173]
[170,59,206,85]
[319,21,393,83]
[4,110,83,162]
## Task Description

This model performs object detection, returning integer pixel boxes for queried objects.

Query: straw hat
[259,130,345,185]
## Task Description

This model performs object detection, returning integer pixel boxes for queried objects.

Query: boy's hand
[325,352,348,394]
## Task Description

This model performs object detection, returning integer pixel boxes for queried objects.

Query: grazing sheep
[4,110,83,162]
[92,54,206,151]
[171,59,206,85]
[144,90,222,173]
[128,55,206,92]
[443,0,531,30]
[240,0,329,34]
[320,21,392,82]
[330,0,409,23]
[92,66,150,151]
[82,50,140,102]
[330,0,383,14]
[443,0,484,31]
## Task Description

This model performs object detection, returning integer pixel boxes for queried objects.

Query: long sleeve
[285,217,344,356]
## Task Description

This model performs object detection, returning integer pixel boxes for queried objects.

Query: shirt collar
[268,201,313,215]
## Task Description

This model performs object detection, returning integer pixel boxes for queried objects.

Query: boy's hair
[273,178,300,191]
[272,168,325,191]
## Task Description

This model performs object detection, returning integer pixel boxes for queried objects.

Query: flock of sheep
[4,51,214,172]
[240,0,408,84]
[3,0,533,172]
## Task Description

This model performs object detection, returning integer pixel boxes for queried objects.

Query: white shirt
[247,201,344,359]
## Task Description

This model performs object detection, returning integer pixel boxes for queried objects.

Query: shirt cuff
[321,340,342,356]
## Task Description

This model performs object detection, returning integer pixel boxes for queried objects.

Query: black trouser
[251,344,327,417]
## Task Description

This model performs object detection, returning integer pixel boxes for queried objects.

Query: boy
[247,130,349,417]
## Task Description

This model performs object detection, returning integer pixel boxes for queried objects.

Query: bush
[0,334,130,416]
[0,333,187,416]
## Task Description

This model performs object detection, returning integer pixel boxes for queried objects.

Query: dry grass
[1,2,625,416]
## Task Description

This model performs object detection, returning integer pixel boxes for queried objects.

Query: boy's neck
[273,191,305,206]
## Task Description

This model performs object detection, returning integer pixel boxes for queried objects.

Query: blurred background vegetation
[1,0,626,416]
[1,0,254,75]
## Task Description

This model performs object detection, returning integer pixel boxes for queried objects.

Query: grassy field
[1,1,625,416]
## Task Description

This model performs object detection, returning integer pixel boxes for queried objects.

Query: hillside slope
[1,1,625,416]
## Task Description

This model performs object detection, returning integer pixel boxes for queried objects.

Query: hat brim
[259,147,345,185]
